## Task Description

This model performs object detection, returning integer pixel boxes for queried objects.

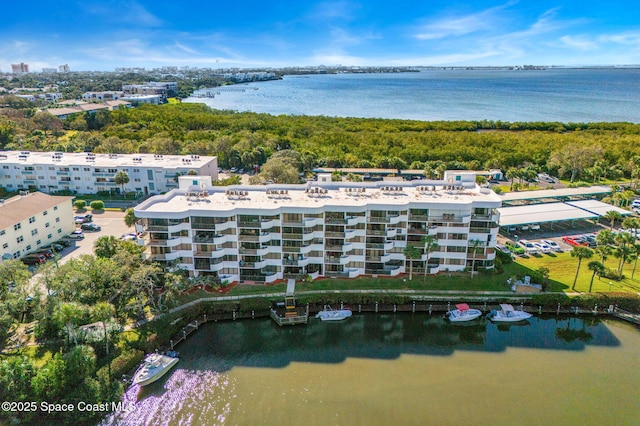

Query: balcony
[215,220,237,232]
[346,216,365,226]
[386,228,398,238]
[407,227,427,235]
[368,216,390,224]
[408,214,429,222]
[325,255,350,265]
[304,217,322,227]
[259,232,277,243]
[325,218,346,225]
[366,229,386,236]
[389,215,406,225]
[240,246,269,256]
[283,256,310,267]
[261,218,281,228]
[302,230,324,241]
[168,222,190,233]
[366,254,391,262]
[240,260,267,269]
[238,221,261,228]
[325,231,345,238]
[344,229,356,239]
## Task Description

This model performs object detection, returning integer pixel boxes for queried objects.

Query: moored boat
[487,304,532,322]
[316,306,352,321]
[446,303,482,322]
[132,351,179,386]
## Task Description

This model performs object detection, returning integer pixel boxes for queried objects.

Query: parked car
[519,239,540,255]
[505,241,525,255]
[541,239,562,252]
[562,236,588,247]
[530,223,541,231]
[42,243,64,252]
[81,223,101,232]
[74,214,93,224]
[580,234,597,247]
[22,254,46,265]
[534,241,551,254]
[54,239,73,248]
[65,230,85,240]
[36,249,54,258]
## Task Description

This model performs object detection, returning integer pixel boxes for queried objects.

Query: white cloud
[414,1,516,40]
[556,35,598,51]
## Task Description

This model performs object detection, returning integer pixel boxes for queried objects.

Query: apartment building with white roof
[133,173,501,284]
[0,151,218,195]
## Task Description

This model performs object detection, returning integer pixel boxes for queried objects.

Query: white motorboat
[446,303,482,322]
[132,351,179,386]
[316,306,352,321]
[487,304,532,322]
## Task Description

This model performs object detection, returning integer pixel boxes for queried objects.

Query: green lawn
[515,252,640,293]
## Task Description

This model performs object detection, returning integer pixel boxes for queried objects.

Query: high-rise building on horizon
[11,63,29,74]
[58,64,70,73]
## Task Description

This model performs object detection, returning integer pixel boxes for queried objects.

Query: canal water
[104,314,640,425]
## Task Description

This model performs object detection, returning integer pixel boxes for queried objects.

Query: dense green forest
[2,101,640,184]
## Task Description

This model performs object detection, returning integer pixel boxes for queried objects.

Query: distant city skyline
[1,0,639,72]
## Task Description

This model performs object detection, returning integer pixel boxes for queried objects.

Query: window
[74,177,81,180]
[133,169,140,172]
[57,229,62,234]
[47,234,52,239]
[29,216,36,223]
[55,217,60,223]
[2,165,8,169]
[73,167,79,171]
[43,210,48,216]
[48,166,55,171]
[84,168,90,171]
[45,222,50,228]
[54,206,58,210]
[16,236,23,243]
[14,224,21,231]
[36,239,41,245]
[31,229,38,236]
[26,245,31,251]
[2,243,7,249]
[0,230,4,236]
[108,168,117,173]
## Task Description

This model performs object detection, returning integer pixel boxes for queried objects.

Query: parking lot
[497,219,608,256]
[55,210,132,264]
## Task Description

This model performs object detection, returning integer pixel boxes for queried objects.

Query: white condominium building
[0,151,218,196]
[134,174,501,284]
[0,192,75,261]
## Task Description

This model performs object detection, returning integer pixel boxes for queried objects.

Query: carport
[498,202,598,229]
[565,200,631,218]
[500,185,611,207]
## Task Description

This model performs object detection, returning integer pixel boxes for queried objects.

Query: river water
[104,314,640,425]
[185,68,640,123]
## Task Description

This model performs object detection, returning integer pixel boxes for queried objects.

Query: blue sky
[1,0,640,71]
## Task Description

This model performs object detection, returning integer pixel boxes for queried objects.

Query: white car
[534,241,551,254]
[519,239,539,255]
[530,223,541,231]
[541,239,562,252]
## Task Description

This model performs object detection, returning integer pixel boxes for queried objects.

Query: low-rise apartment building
[0,192,75,261]
[134,174,501,284]
[0,151,218,195]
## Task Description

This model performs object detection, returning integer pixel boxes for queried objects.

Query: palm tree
[571,246,593,290]
[92,302,115,384]
[632,243,640,279]
[421,235,438,281]
[114,171,130,195]
[404,245,421,281]
[604,210,623,230]
[124,208,137,228]
[614,232,635,273]
[468,239,483,278]
[587,261,605,292]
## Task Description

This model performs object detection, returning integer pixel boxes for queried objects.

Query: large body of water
[105,314,640,425]
[185,68,640,122]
